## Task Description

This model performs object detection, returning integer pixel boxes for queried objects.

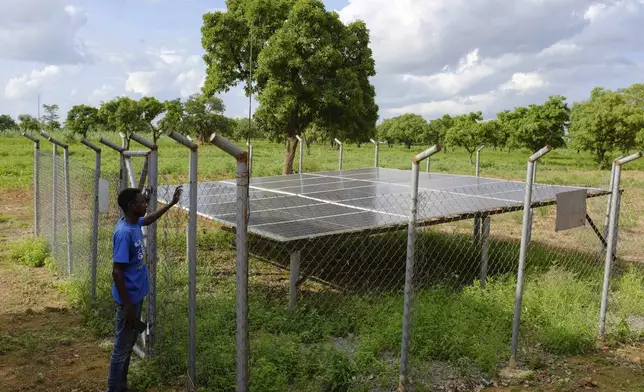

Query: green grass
[57,222,644,391]
[4,130,643,191]
[9,237,53,268]
[4,131,644,390]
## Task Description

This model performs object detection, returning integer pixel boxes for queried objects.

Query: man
[107,185,182,392]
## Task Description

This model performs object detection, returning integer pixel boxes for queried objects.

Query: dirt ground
[1,190,644,391]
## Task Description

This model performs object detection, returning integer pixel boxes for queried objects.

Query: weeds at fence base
[9,237,54,268]
[61,249,644,391]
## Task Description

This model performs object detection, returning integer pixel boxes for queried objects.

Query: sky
[1,0,643,122]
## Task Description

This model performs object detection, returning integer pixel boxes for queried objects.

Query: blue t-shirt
[112,217,148,305]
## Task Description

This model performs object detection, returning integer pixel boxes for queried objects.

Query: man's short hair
[118,188,142,213]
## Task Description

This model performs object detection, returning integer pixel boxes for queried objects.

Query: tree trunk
[596,149,606,165]
[406,142,412,149]
[283,135,298,175]
[469,150,474,164]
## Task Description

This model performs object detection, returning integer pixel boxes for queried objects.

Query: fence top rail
[413,144,440,164]
[40,131,68,149]
[295,135,303,142]
[123,150,150,157]
[477,145,486,152]
[209,132,246,160]
[99,138,125,153]
[81,138,101,153]
[22,132,40,144]
[617,151,643,166]
[169,131,198,150]
[130,133,155,149]
[529,145,551,162]
[334,138,343,145]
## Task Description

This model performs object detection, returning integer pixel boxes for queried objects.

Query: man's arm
[113,231,135,326]
[113,263,135,325]
[142,186,182,227]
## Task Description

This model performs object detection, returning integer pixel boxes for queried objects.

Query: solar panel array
[159,168,608,242]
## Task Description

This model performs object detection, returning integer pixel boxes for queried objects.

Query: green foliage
[158,98,185,135]
[427,114,453,149]
[98,97,146,146]
[377,113,429,148]
[10,237,52,268]
[202,0,378,174]
[444,111,486,162]
[230,117,263,141]
[18,114,40,134]
[139,96,166,142]
[66,105,101,138]
[513,95,569,152]
[0,114,18,132]
[569,87,644,165]
[41,104,61,132]
[183,93,232,143]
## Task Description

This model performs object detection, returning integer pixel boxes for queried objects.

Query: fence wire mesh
[30,139,644,392]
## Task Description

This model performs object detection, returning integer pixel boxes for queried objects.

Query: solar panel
[158,168,609,242]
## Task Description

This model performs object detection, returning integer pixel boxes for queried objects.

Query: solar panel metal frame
[158,168,610,243]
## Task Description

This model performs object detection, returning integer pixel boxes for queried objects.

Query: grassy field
[3,130,644,391]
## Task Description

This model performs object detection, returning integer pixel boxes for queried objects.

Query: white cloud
[340,0,644,119]
[90,84,115,101]
[125,71,159,95]
[501,72,548,91]
[584,3,606,21]
[390,91,499,117]
[0,0,91,64]
[402,50,522,97]
[4,65,62,99]
[175,70,204,97]
[64,5,79,17]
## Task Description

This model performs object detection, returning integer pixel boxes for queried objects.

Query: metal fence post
[370,138,379,168]
[246,140,253,178]
[169,132,199,390]
[475,145,485,178]
[22,133,40,237]
[130,133,158,359]
[296,135,304,173]
[599,152,642,337]
[81,139,101,308]
[399,145,440,391]
[602,158,620,254]
[120,133,128,192]
[52,143,58,257]
[473,146,485,248]
[509,145,551,368]
[41,132,73,275]
[210,133,249,392]
[335,138,343,170]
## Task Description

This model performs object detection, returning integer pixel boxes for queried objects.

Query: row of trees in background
[1,94,257,145]
[377,86,644,166]
[2,83,643,169]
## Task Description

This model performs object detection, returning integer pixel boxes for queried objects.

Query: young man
[107,186,182,392]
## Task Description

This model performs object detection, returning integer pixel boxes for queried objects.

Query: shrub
[10,237,51,268]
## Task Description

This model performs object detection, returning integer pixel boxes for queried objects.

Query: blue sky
[1,0,643,122]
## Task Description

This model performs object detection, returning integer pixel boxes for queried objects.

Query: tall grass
[60,224,644,391]
[6,131,644,390]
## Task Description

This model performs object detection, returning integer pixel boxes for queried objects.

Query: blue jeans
[107,300,143,392]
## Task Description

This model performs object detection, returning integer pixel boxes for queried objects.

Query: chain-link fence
[26,131,644,392]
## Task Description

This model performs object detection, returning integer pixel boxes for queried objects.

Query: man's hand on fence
[170,186,183,206]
